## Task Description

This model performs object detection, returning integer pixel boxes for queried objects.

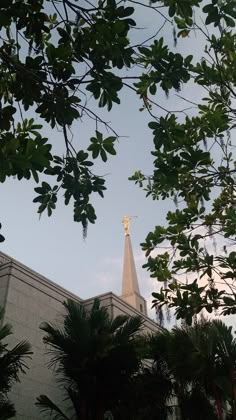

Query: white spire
[122,234,140,295]
[121,217,147,316]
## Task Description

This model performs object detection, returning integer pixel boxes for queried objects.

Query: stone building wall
[0,254,81,419]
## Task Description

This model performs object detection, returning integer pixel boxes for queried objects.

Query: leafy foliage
[0,0,136,236]
[36,395,70,420]
[0,307,31,419]
[129,0,236,321]
[36,299,144,420]
[150,318,236,419]
[0,224,4,243]
[0,0,217,240]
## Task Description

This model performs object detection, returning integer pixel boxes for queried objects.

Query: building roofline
[0,251,82,302]
[0,252,163,331]
[83,291,161,330]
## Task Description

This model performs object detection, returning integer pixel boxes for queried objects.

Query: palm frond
[114,316,143,343]
[66,387,80,418]
[41,322,70,351]
[91,298,100,312]
[0,307,5,323]
[9,340,31,359]
[40,319,90,378]
[0,308,12,354]
[0,324,12,343]
[0,397,16,419]
[89,300,110,332]
[0,340,32,393]
[63,300,87,334]
[0,309,31,417]
[109,315,129,333]
[36,395,70,420]
[212,320,236,357]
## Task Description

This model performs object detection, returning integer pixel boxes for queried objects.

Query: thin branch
[79,105,119,137]
[128,0,172,23]
[131,21,167,49]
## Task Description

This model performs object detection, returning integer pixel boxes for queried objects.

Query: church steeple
[121,216,147,316]
[122,233,140,296]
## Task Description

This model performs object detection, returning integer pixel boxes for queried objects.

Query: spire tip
[122,215,137,236]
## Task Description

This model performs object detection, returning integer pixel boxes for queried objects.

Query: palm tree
[0,307,31,420]
[180,319,236,419]
[36,299,144,420]
[150,319,236,419]
[209,320,236,419]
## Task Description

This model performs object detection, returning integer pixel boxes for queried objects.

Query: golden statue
[122,215,137,236]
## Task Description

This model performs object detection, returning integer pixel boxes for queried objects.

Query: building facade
[0,229,160,419]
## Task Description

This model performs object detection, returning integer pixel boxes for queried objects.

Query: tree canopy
[1,0,236,319]
[129,0,236,322]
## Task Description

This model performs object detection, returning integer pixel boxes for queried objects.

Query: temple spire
[122,233,140,296]
[121,216,147,315]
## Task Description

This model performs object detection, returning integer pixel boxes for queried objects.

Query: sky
[0,1,213,323]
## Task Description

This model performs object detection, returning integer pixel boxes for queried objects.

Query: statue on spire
[122,215,137,236]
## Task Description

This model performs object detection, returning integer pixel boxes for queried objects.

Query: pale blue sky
[0,2,206,320]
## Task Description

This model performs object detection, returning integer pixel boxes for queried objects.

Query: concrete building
[0,220,160,419]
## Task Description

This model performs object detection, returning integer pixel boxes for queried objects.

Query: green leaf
[103,143,116,155]
[92,147,100,159]
[169,4,176,17]
[100,149,107,162]
[224,15,235,27]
